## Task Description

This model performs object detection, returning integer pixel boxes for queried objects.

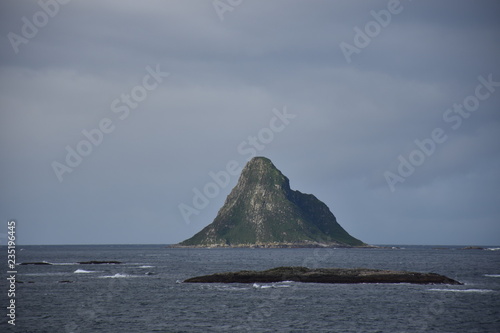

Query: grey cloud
[1,0,499,245]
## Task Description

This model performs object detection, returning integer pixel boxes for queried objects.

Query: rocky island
[176,157,366,248]
[184,266,462,285]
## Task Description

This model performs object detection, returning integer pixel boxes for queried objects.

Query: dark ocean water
[1,245,499,332]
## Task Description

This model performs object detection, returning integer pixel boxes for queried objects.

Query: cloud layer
[1,0,499,245]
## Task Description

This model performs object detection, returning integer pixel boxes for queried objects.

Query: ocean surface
[1,245,499,332]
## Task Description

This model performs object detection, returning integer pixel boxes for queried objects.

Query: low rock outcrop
[77,260,122,264]
[184,266,462,285]
[19,261,52,265]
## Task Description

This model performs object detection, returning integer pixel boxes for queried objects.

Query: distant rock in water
[178,157,365,247]
[184,266,462,285]
[461,246,484,250]
[78,260,122,265]
[19,261,52,265]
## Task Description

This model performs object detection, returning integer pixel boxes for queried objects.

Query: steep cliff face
[180,157,364,247]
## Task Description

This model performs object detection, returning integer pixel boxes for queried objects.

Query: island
[184,266,462,285]
[176,157,366,248]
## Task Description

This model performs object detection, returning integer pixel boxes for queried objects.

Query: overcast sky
[1,0,499,246]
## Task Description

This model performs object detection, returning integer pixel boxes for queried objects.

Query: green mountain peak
[179,157,365,247]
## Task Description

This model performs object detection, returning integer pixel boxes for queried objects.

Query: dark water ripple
[1,245,499,332]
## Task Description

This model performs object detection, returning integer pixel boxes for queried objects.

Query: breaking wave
[74,269,97,274]
[429,288,495,293]
[252,282,292,289]
[253,283,272,289]
[99,273,132,278]
[99,273,147,279]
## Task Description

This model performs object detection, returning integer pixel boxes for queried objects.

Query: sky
[0,0,499,246]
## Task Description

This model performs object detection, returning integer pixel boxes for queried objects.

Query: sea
[1,245,499,333]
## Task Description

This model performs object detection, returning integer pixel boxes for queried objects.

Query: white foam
[484,274,500,278]
[211,285,248,291]
[74,269,97,274]
[252,283,291,289]
[429,288,495,293]
[99,273,132,279]
[253,283,273,289]
[139,265,154,268]
[485,247,500,251]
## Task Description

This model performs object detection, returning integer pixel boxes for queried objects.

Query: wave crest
[74,269,96,274]
[429,288,494,293]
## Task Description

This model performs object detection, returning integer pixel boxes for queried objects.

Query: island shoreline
[184,266,462,285]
